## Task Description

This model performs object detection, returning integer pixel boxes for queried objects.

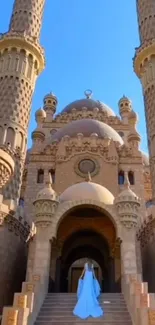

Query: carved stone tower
[0,0,45,201]
[134,0,155,198]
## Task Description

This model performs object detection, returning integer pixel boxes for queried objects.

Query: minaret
[0,0,45,201]
[134,0,155,199]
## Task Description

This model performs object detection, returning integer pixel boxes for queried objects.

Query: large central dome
[60,181,114,205]
[61,98,115,117]
[51,119,123,144]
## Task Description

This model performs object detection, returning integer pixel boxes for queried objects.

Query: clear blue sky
[1,1,148,152]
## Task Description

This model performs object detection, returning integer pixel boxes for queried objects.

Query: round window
[78,159,96,174]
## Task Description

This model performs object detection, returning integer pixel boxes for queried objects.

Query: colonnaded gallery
[0,1,155,325]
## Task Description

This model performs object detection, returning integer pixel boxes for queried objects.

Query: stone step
[45,298,125,304]
[35,293,131,325]
[39,310,129,316]
[35,318,132,325]
[43,301,126,306]
[47,293,123,298]
[37,314,130,320]
[41,306,128,312]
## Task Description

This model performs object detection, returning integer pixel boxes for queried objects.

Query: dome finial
[46,172,53,187]
[85,172,92,182]
[84,89,93,99]
[124,172,130,189]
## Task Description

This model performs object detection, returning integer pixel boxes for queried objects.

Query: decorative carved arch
[52,199,119,238]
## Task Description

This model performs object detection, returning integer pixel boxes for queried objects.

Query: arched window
[19,197,24,207]
[49,169,55,184]
[37,169,44,184]
[118,170,124,185]
[5,127,15,147]
[128,171,134,185]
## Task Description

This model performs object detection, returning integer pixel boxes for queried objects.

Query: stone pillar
[31,176,59,293]
[121,227,138,275]
[115,175,141,277]
[134,0,155,199]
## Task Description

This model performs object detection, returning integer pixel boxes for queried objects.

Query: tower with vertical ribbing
[134,0,155,198]
[0,0,45,310]
[0,0,45,201]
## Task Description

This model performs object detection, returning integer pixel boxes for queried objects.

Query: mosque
[0,1,155,325]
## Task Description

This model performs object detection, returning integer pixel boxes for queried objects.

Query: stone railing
[1,274,47,325]
[122,273,155,325]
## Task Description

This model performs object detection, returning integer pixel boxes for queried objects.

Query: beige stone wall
[0,225,27,312]
[55,154,119,197]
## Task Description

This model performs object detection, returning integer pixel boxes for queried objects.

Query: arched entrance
[49,204,121,293]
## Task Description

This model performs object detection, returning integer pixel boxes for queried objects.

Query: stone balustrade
[122,273,155,325]
[1,273,47,325]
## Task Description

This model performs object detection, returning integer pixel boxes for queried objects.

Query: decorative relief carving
[33,275,40,282]
[1,212,33,242]
[148,309,155,325]
[17,294,27,308]
[26,283,34,292]
[137,215,155,248]
[7,310,18,325]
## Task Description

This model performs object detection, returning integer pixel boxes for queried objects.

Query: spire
[85,172,92,182]
[124,172,130,189]
[84,89,93,99]
[46,172,53,187]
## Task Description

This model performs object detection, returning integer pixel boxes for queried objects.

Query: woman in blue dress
[73,259,104,319]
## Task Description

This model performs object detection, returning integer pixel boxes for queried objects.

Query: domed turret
[43,92,58,120]
[35,108,46,124]
[33,174,59,227]
[115,174,140,228]
[127,130,141,149]
[118,96,132,122]
[31,127,45,144]
[128,110,139,128]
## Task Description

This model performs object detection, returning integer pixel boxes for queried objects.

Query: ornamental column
[115,176,141,275]
[134,0,155,198]
[28,175,59,293]
[0,0,46,201]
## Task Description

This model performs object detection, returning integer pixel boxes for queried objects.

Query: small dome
[118,96,132,115]
[51,119,123,144]
[60,181,114,205]
[35,108,46,122]
[128,110,138,122]
[43,92,58,109]
[128,130,141,142]
[117,187,139,201]
[61,98,115,116]
[31,127,45,140]
[36,177,58,202]
[116,175,140,203]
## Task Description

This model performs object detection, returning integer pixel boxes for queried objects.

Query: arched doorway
[49,204,121,293]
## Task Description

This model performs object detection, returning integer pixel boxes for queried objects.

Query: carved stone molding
[136,215,155,248]
[0,211,34,242]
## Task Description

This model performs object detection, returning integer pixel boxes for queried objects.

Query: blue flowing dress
[73,263,104,319]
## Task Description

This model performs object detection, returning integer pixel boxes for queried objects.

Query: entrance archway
[49,204,121,293]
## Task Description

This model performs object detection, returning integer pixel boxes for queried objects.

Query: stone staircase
[35,293,132,325]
